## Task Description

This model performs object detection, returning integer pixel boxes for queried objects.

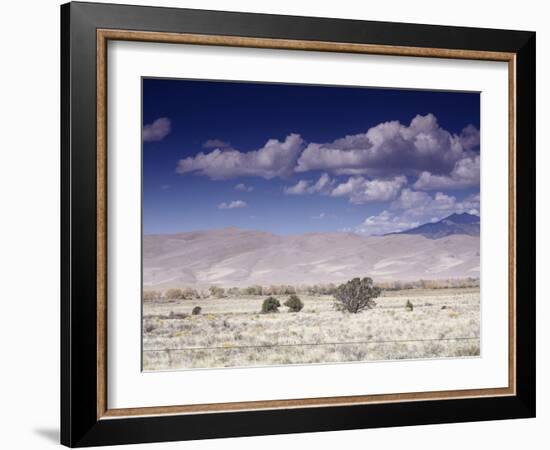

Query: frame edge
[61,2,536,446]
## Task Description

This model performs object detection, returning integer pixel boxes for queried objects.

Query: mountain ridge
[385,212,480,239]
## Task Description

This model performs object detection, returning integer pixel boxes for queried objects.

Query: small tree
[143,290,161,301]
[334,277,381,313]
[283,285,296,294]
[209,286,225,298]
[227,287,240,297]
[284,295,304,312]
[192,306,202,315]
[326,283,337,295]
[245,285,263,296]
[261,297,281,314]
[405,300,414,311]
[165,288,185,300]
[310,284,322,296]
[182,287,200,299]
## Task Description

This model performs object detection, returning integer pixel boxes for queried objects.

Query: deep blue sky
[143,78,480,235]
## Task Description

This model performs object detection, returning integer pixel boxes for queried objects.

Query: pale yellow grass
[143,288,479,370]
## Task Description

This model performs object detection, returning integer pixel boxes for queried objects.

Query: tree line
[143,277,478,301]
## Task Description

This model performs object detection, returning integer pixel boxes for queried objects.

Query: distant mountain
[143,227,479,288]
[388,213,480,239]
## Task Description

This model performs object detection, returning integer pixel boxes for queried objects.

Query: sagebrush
[334,277,381,313]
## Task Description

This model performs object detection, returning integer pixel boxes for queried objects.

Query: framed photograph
[61,1,536,447]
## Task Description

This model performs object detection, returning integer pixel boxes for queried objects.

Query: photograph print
[142,79,481,371]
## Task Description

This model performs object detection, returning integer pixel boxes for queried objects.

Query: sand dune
[143,228,480,287]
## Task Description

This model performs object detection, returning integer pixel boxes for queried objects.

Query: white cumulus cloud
[413,155,480,190]
[234,183,254,192]
[218,200,248,209]
[391,189,479,216]
[284,173,333,195]
[143,117,171,142]
[354,210,420,236]
[203,139,231,149]
[354,190,480,235]
[177,134,304,180]
[311,212,327,220]
[175,114,480,194]
[330,175,407,204]
[295,114,478,178]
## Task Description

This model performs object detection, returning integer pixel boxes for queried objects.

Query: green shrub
[405,300,414,311]
[192,306,202,315]
[284,295,304,312]
[334,277,381,313]
[261,297,281,314]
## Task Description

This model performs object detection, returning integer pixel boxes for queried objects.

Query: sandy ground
[144,229,480,287]
[142,287,480,370]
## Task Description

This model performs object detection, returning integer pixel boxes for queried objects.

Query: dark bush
[406,300,414,311]
[334,277,381,313]
[192,306,202,315]
[284,295,304,312]
[261,296,281,314]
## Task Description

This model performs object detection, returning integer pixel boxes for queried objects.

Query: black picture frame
[61,1,535,447]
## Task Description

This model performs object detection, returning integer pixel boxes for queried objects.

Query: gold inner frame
[96,29,517,420]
